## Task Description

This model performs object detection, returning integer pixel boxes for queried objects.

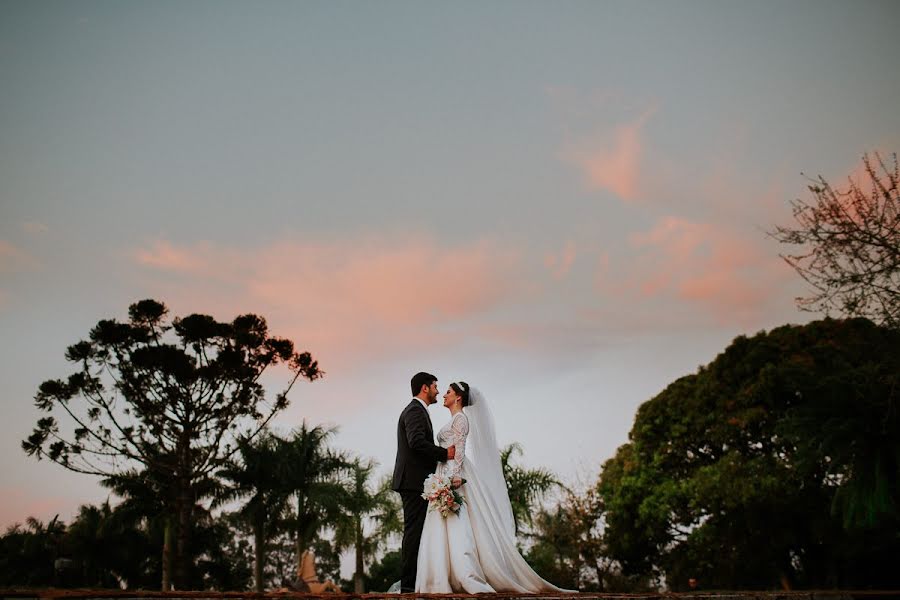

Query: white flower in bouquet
[421,472,466,518]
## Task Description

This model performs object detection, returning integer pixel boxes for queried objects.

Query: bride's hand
[451,477,463,489]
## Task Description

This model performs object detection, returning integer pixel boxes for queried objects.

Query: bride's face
[442,387,460,409]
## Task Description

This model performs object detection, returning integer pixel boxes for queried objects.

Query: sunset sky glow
[2,1,899,562]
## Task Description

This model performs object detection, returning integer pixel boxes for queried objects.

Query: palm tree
[17,516,66,585]
[216,431,290,591]
[333,461,402,592]
[102,460,218,590]
[280,423,349,580]
[501,442,560,536]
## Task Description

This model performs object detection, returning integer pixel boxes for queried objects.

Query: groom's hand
[446,445,456,460]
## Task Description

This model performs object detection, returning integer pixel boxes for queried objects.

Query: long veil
[462,386,573,593]
[462,386,516,540]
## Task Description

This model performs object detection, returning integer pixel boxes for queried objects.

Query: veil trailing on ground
[462,387,516,540]
[460,386,572,593]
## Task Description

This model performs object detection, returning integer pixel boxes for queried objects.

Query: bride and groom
[392,372,571,594]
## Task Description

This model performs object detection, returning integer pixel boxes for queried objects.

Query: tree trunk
[174,477,193,588]
[295,531,302,578]
[354,517,364,593]
[161,517,173,591]
[594,563,604,592]
[294,496,308,577]
[254,519,264,592]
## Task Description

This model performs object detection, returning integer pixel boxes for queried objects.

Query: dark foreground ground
[2,591,899,600]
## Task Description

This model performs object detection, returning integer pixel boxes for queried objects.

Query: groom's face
[425,381,439,404]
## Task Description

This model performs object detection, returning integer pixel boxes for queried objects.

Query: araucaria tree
[22,299,322,589]
[771,152,899,327]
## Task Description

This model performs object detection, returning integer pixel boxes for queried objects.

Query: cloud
[0,240,38,273]
[561,107,656,201]
[544,241,577,279]
[132,234,525,368]
[21,221,49,235]
[134,239,212,272]
[0,486,77,530]
[598,216,794,327]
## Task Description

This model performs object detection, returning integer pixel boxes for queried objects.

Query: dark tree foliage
[0,503,251,589]
[22,299,322,589]
[501,442,561,536]
[0,517,66,586]
[333,464,403,593]
[364,549,401,593]
[216,431,291,592]
[772,152,900,327]
[279,423,348,580]
[598,318,900,590]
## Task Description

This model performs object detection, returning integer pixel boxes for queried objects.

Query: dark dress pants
[399,490,428,592]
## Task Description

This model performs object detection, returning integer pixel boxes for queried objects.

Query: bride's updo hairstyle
[450,381,471,407]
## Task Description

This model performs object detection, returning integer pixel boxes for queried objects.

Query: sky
[2,0,899,553]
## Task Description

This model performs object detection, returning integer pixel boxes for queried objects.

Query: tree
[216,431,291,591]
[101,464,182,588]
[771,152,900,328]
[597,318,900,589]
[280,423,348,579]
[526,502,583,589]
[333,463,403,592]
[0,516,66,586]
[22,299,322,589]
[364,549,402,593]
[65,501,155,588]
[501,442,561,536]
[192,514,253,590]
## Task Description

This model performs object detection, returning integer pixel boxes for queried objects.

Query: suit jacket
[392,399,449,492]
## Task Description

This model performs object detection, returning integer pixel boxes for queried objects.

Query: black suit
[392,399,449,592]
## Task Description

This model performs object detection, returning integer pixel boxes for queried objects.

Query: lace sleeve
[447,413,469,478]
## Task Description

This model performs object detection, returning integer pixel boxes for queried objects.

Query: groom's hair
[411,372,437,396]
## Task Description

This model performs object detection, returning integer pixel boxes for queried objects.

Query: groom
[392,371,456,593]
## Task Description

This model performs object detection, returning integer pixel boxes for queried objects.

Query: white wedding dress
[415,388,572,594]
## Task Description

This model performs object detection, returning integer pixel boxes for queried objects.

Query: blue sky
[2,0,899,546]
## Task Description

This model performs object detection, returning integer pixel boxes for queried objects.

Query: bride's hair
[450,381,470,407]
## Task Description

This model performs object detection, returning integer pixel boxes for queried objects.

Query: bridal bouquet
[421,473,466,518]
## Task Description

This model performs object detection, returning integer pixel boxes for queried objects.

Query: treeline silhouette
[10,297,900,591]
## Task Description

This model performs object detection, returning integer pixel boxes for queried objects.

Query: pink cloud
[811,150,897,222]
[0,240,38,273]
[132,235,524,369]
[21,221,49,234]
[563,108,656,201]
[544,241,577,279]
[0,486,77,530]
[604,216,794,327]
[134,239,213,272]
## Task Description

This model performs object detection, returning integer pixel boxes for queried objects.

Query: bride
[415,381,573,593]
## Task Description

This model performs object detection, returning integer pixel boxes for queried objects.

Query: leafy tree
[364,549,401,593]
[598,318,900,589]
[280,423,348,579]
[771,152,900,327]
[193,514,253,590]
[525,502,583,589]
[65,501,156,587]
[101,464,179,588]
[333,463,403,592]
[501,442,560,536]
[0,516,65,586]
[216,431,291,591]
[22,299,322,589]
